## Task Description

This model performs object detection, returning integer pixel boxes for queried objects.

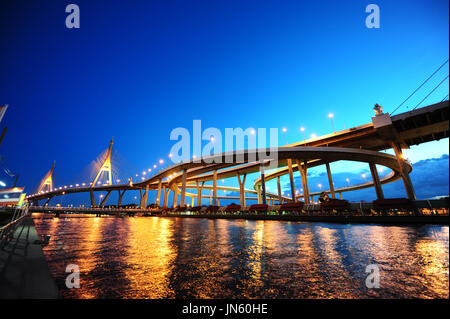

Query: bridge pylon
[37,161,55,193]
[91,138,114,187]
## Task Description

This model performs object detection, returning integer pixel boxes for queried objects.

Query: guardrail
[0,207,29,248]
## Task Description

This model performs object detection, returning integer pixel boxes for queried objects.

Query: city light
[250,129,256,135]
[328,113,335,132]
[159,159,164,164]
[361,173,367,179]
[282,127,287,133]
[310,133,317,138]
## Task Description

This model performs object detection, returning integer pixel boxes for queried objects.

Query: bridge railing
[0,207,29,248]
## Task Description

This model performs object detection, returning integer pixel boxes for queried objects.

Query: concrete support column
[140,186,149,209]
[287,159,296,203]
[163,187,169,208]
[156,179,163,206]
[259,163,267,205]
[277,176,282,204]
[297,160,310,205]
[180,168,187,207]
[257,185,262,204]
[196,181,204,207]
[191,196,195,207]
[369,162,384,200]
[339,192,343,200]
[173,187,178,208]
[237,173,247,208]
[90,190,96,207]
[392,142,416,200]
[100,190,112,207]
[212,170,218,206]
[325,162,336,199]
[117,190,126,206]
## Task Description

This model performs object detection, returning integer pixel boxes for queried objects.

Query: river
[32,214,449,299]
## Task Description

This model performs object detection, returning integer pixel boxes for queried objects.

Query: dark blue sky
[0,0,448,203]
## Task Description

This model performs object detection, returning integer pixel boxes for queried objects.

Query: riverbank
[0,216,59,298]
[155,213,449,225]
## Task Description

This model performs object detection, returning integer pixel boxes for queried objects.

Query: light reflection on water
[32,214,449,299]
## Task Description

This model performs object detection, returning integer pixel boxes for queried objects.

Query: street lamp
[300,127,306,141]
[328,113,335,133]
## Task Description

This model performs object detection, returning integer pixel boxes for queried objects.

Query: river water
[32,214,449,299]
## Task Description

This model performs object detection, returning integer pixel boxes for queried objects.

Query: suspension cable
[390,58,449,115]
[412,75,449,110]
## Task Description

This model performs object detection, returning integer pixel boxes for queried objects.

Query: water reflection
[33,214,449,299]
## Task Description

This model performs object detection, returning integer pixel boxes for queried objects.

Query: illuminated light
[99,194,104,198]
[153,165,157,168]
[141,177,145,180]
[143,171,146,175]
[318,184,322,188]
[116,179,120,183]
[210,136,215,142]
[70,185,73,187]
[75,184,79,187]
[168,153,173,158]
[136,174,139,177]
[193,155,196,159]
[361,173,367,179]
[98,181,101,184]
[64,186,67,188]
[0,181,5,187]
[148,168,151,172]
[328,113,334,118]
[250,129,256,135]
[401,153,408,160]
[346,178,350,183]
[300,127,305,132]
[282,127,287,133]
[310,133,317,138]
[159,159,164,164]
[82,183,86,186]
[378,168,384,173]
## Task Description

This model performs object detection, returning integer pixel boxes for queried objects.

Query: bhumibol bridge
[26,100,449,216]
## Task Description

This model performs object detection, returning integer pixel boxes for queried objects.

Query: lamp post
[328,113,335,133]
[300,127,306,142]
[282,127,287,145]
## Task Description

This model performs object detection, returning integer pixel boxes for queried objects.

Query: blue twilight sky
[0,0,448,205]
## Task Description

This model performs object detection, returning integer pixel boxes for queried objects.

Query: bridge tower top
[37,161,55,193]
[91,138,114,187]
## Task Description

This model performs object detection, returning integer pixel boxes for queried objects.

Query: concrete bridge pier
[369,162,384,199]
[180,169,187,207]
[90,189,96,207]
[287,159,296,203]
[117,190,126,206]
[156,179,163,207]
[196,181,204,207]
[100,190,112,208]
[173,187,178,208]
[392,142,417,201]
[277,176,282,204]
[297,160,310,205]
[163,187,169,208]
[212,170,218,206]
[325,162,336,199]
[237,173,247,208]
[259,163,267,205]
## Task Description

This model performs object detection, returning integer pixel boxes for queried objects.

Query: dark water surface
[33,214,449,299]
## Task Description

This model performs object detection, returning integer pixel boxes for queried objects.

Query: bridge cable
[412,74,449,110]
[441,93,449,102]
[390,58,449,115]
